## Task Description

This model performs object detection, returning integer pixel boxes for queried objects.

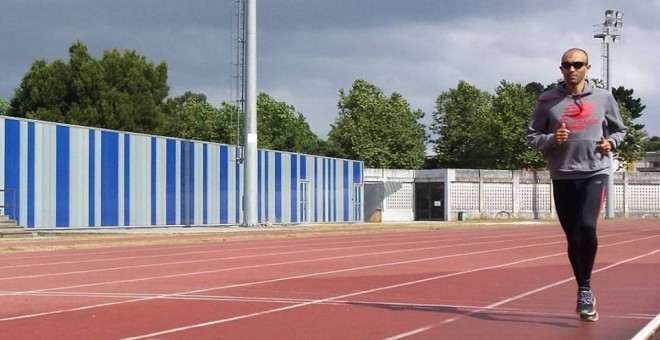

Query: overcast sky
[2,0,659,138]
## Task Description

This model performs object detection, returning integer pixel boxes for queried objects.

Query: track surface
[0,219,658,340]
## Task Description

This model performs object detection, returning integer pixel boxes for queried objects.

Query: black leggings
[553,174,608,289]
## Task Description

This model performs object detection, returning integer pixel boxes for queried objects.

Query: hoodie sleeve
[527,99,557,152]
[604,95,626,150]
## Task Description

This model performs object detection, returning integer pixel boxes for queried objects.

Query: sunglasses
[561,61,587,70]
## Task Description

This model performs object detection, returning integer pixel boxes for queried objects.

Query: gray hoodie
[527,79,626,180]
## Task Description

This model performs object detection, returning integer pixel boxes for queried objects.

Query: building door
[299,181,310,223]
[414,182,445,221]
[353,184,363,221]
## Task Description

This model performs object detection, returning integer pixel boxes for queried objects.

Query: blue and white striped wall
[0,116,364,228]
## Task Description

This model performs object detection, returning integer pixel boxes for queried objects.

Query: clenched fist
[597,136,612,156]
[556,122,571,144]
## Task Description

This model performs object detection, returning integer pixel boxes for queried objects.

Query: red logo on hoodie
[559,101,598,131]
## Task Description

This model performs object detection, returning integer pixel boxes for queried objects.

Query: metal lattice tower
[593,10,623,91]
[593,9,623,219]
[598,40,608,84]
[231,0,247,160]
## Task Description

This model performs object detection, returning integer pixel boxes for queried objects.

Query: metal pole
[605,33,611,91]
[595,10,622,219]
[242,0,258,226]
[604,32,615,219]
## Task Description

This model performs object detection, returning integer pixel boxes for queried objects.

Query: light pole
[593,10,623,219]
[242,0,258,226]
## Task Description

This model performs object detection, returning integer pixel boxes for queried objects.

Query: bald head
[562,48,589,64]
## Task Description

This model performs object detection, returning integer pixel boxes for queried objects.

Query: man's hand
[556,122,570,144]
[597,136,612,155]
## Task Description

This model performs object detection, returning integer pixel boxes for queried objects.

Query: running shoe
[576,288,598,321]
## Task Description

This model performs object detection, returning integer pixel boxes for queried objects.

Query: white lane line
[0,229,638,295]
[0,231,563,290]
[121,235,658,339]
[121,252,568,340]
[0,227,519,262]
[122,235,660,340]
[631,313,660,340]
[0,236,570,322]
[2,291,656,322]
[8,226,639,283]
[0,229,456,265]
[0,228,540,270]
[1,230,655,337]
[384,247,660,340]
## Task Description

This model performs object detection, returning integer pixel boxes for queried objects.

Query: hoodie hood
[555,78,596,97]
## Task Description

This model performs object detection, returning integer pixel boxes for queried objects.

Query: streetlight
[594,10,623,91]
[593,10,623,219]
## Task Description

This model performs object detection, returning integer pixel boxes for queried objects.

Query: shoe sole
[575,295,597,320]
[578,311,599,322]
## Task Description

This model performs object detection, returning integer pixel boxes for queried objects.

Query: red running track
[0,219,658,340]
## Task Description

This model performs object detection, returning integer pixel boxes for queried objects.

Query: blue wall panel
[290,154,297,223]
[4,120,20,221]
[166,140,176,225]
[101,132,119,226]
[89,130,96,226]
[274,153,282,223]
[0,116,363,228]
[234,158,241,224]
[56,126,70,227]
[219,145,229,224]
[180,141,188,225]
[343,160,349,222]
[313,157,318,222]
[151,138,157,225]
[26,122,35,227]
[123,134,130,226]
[264,151,270,222]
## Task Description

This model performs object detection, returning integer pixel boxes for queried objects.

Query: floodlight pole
[242,0,258,226]
[594,9,623,219]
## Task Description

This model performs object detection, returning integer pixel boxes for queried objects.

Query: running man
[527,47,627,321]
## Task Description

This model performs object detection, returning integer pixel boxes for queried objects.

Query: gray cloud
[2,0,659,138]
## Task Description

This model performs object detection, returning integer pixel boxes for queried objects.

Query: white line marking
[631,313,660,340]
[384,248,660,339]
[0,236,571,321]
[0,227,518,262]
[2,291,656,321]
[0,229,553,276]
[0,230,447,264]
[121,252,568,340]
[0,231,564,290]
[0,228,655,339]
[122,236,659,339]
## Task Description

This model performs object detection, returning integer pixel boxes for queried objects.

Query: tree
[166,94,237,144]
[610,86,648,168]
[431,80,544,170]
[327,79,427,169]
[524,82,545,97]
[0,98,8,115]
[487,81,545,169]
[615,103,647,170]
[10,41,169,134]
[430,80,492,168]
[256,93,322,154]
[162,91,321,153]
[645,136,660,152]
[9,58,72,121]
[612,86,645,130]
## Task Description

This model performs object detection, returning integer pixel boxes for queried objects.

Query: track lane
[0,220,656,340]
